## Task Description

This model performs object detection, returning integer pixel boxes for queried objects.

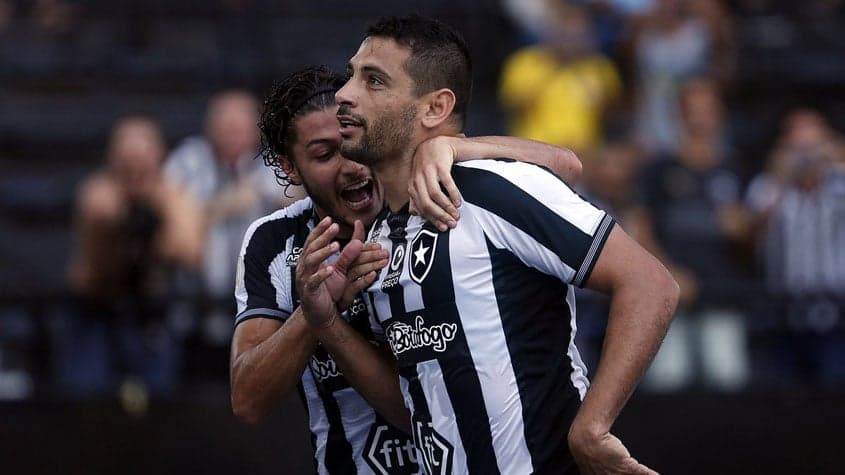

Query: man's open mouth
[340,179,375,210]
[337,114,363,136]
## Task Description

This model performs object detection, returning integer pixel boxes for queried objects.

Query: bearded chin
[341,136,382,167]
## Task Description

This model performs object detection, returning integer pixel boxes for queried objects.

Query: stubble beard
[340,104,416,170]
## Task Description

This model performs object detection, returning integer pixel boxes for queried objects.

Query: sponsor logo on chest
[387,315,457,355]
[413,420,453,475]
[364,424,419,474]
[381,242,406,292]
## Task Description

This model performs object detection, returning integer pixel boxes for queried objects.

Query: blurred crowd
[0,0,843,401]
[500,0,845,392]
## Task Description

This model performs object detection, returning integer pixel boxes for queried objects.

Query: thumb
[352,219,365,242]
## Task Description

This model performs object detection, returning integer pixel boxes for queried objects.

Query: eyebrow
[347,62,392,81]
[305,138,336,149]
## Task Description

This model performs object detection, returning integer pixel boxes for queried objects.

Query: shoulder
[453,159,570,195]
[164,136,214,173]
[242,198,314,254]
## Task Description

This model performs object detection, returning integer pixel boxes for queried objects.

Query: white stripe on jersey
[449,211,534,474]
[302,369,332,475]
[457,160,606,236]
[462,201,578,284]
[565,285,590,399]
[417,359,468,474]
[335,387,379,475]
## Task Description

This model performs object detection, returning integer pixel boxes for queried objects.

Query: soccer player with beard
[296,15,680,475]
[230,66,582,474]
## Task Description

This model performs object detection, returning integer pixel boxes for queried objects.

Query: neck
[375,123,461,212]
[373,147,415,213]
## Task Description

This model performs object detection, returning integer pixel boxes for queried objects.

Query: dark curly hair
[258,66,346,192]
[365,14,472,129]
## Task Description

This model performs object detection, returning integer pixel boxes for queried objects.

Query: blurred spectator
[61,116,205,396]
[632,78,753,391]
[499,0,622,154]
[631,0,735,154]
[31,0,78,36]
[164,90,298,303]
[575,136,649,370]
[745,109,845,385]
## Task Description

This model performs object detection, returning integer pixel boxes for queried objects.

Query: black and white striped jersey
[364,159,615,474]
[235,198,418,475]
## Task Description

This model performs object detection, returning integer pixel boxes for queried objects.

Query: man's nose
[335,80,355,107]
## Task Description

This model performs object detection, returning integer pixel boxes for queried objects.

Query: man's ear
[420,88,456,129]
[279,155,302,185]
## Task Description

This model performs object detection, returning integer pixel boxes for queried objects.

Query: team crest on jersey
[412,420,453,475]
[364,423,419,475]
[381,242,406,292]
[409,229,437,284]
[285,246,302,267]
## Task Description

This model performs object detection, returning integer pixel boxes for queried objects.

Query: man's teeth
[344,181,369,191]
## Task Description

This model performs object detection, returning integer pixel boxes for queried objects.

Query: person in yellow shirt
[500,2,621,152]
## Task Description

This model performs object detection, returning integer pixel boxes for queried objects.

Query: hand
[337,221,386,310]
[295,217,358,327]
[568,426,658,475]
[409,136,462,232]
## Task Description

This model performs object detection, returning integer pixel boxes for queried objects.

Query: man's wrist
[302,307,340,329]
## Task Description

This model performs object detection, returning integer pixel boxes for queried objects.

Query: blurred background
[1,0,844,473]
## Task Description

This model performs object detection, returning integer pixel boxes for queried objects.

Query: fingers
[437,161,462,211]
[303,265,334,294]
[346,272,378,298]
[411,168,458,232]
[349,245,389,281]
[302,216,334,253]
[338,269,380,310]
[298,216,340,274]
[426,165,459,219]
[334,239,363,274]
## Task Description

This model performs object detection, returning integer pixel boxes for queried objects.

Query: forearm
[453,135,582,182]
[230,309,317,425]
[574,273,678,434]
[309,315,410,433]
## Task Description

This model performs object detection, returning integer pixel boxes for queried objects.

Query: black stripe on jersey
[453,165,614,288]
[316,384,356,474]
[418,223,500,475]
[485,236,581,474]
[385,209,412,318]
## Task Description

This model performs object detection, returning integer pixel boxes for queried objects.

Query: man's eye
[368,76,383,86]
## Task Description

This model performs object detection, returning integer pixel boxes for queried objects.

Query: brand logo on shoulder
[410,229,437,284]
[387,316,457,355]
[413,420,453,475]
[364,424,419,475]
[286,246,302,267]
